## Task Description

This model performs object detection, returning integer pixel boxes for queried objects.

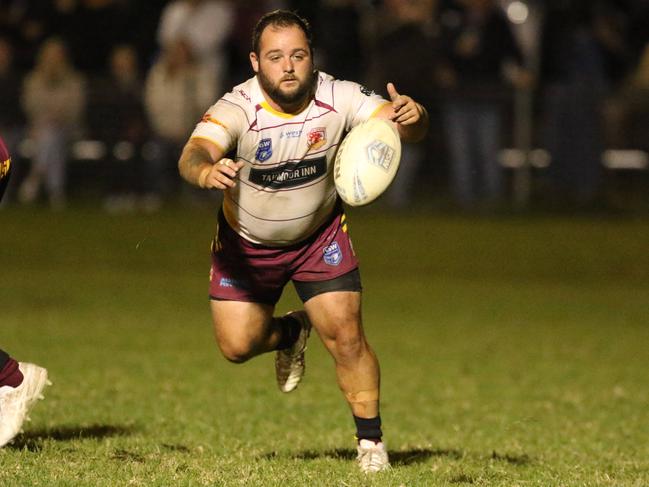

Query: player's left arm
[375,82,429,143]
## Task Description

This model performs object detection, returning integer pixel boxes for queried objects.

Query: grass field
[1,204,649,486]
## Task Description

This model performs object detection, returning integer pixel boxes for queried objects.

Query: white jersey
[190,71,389,246]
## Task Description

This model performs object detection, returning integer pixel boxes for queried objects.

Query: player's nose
[282,57,294,72]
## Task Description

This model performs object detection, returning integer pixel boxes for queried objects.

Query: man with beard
[177,10,428,473]
[0,135,50,448]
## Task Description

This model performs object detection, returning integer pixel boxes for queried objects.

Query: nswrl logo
[323,242,342,266]
[366,140,394,171]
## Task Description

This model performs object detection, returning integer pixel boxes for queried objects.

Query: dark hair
[251,10,313,55]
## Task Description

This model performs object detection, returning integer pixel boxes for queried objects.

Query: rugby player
[0,135,50,447]
[178,10,428,473]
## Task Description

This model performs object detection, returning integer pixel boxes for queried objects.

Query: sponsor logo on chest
[280,129,302,139]
[248,157,327,189]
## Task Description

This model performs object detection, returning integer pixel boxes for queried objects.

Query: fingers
[204,158,244,189]
[387,82,406,112]
[392,101,424,125]
[386,82,421,125]
[387,82,399,101]
[390,97,421,125]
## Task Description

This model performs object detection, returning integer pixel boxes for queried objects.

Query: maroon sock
[0,358,23,388]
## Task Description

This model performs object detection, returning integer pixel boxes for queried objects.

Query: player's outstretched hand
[387,82,425,126]
[199,158,245,190]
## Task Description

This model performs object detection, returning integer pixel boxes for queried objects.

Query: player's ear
[249,52,259,73]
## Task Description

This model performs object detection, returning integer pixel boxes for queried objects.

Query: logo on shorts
[219,277,248,289]
[323,242,342,266]
[256,138,273,162]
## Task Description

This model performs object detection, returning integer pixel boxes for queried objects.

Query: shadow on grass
[8,424,135,451]
[261,447,462,466]
[490,450,532,466]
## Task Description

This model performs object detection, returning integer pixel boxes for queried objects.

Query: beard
[257,68,316,108]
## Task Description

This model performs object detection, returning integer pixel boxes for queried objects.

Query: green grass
[1,205,649,486]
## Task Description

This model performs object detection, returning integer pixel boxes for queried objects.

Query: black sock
[354,415,382,442]
[274,315,302,351]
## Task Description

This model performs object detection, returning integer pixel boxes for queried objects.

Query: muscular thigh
[304,291,363,343]
[210,299,275,347]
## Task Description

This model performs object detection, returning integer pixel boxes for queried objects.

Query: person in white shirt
[157,0,234,94]
[18,37,86,209]
[144,38,218,207]
[178,9,428,473]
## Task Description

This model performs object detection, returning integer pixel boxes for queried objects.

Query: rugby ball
[334,118,401,206]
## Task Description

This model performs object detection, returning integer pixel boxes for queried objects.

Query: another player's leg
[0,142,51,447]
[303,291,390,473]
[0,351,51,447]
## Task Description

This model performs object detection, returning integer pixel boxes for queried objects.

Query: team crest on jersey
[307,127,326,151]
[323,242,342,266]
[255,138,273,162]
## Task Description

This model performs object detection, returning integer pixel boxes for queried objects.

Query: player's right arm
[178,137,243,190]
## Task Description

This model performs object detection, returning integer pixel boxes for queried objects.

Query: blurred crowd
[1,0,649,211]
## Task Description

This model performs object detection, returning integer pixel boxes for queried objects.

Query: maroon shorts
[209,209,359,304]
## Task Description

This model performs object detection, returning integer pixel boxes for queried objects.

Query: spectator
[144,38,217,209]
[59,0,131,75]
[314,0,364,82]
[226,0,287,87]
[18,37,86,209]
[539,0,630,207]
[0,1,53,71]
[437,0,530,209]
[121,0,170,71]
[157,0,234,96]
[87,44,150,211]
[603,42,649,150]
[371,0,437,208]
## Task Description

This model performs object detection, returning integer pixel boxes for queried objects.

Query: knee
[217,341,255,364]
[332,329,367,363]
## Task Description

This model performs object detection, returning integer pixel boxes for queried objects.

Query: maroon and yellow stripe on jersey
[0,136,12,201]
